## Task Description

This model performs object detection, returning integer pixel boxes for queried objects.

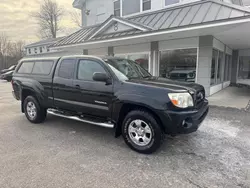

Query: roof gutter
[51,16,250,50]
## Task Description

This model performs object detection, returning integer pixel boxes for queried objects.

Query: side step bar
[47,109,114,128]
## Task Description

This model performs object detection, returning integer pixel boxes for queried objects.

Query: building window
[123,0,140,16]
[217,51,223,83]
[34,48,37,54]
[47,48,50,52]
[210,49,224,85]
[114,0,151,17]
[143,0,151,11]
[39,47,43,53]
[238,56,250,81]
[114,0,121,16]
[115,53,149,71]
[128,53,149,71]
[165,0,180,6]
[160,48,197,82]
[28,49,31,54]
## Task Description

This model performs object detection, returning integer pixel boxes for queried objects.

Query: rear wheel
[23,96,47,123]
[122,110,164,154]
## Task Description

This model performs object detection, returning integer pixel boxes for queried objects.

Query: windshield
[105,58,151,81]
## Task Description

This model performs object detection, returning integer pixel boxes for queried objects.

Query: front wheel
[23,96,47,123]
[122,110,164,154]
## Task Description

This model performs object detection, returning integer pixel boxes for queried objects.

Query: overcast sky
[0,0,79,43]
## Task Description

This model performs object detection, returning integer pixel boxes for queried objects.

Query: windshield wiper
[143,75,151,78]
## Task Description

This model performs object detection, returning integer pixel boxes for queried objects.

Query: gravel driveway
[0,80,249,188]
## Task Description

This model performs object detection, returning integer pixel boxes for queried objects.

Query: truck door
[52,58,77,111]
[72,58,114,119]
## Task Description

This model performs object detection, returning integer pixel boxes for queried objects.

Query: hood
[126,77,204,93]
[1,69,9,74]
[3,70,14,75]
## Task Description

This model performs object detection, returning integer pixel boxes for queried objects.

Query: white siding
[114,43,150,54]
[223,81,231,88]
[226,46,233,55]
[151,0,163,11]
[88,47,108,55]
[159,37,199,50]
[210,83,223,95]
[213,38,225,52]
[85,0,114,26]
[102,22,135,35]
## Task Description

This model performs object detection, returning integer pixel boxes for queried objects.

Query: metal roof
[25,37,64,48]
[127,0,250,30]
[51,25,99,47]
[51,0,250,48]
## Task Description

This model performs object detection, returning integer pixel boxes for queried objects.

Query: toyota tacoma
[12,56,209,154]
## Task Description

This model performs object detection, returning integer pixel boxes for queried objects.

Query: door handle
[75,85,80,89]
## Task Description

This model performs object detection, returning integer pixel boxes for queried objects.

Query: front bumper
[159,100,209,134]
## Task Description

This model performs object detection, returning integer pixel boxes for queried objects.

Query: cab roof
[20,55,127,62]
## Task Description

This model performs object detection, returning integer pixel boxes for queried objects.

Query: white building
[25,38,64,57]
[48,0,250,96]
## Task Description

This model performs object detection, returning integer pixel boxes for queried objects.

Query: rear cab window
[17,62,34,74]
[17,60,54,75]
[32,61,54,75]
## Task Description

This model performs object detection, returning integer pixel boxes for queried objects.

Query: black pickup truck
[12,56,209,154]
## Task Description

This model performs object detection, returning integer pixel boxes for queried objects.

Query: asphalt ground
[0,80,249,188]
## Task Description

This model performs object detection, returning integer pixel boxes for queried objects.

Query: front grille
[170,73,187,79]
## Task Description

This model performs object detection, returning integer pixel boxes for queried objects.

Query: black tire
[122,110,164,154]
[23,96,47,123]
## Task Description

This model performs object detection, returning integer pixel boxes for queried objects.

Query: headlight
[168,93,194,108]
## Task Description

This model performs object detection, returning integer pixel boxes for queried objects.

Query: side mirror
[93,72,110,83]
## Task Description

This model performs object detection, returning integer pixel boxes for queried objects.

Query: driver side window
[77,59,106,81]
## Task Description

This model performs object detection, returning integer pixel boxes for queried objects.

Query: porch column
[150,41,159,76]
[108,47,114,56]
[231,50,239,84]
[197,36,213,96]
[221,46,226,85]
[83,49,88,55]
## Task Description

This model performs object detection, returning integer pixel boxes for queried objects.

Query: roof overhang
[52,17,250,50]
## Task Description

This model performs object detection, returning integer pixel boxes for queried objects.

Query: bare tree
[0,32,25,70]
[70,10,82,28]
[9,41,25,58]
[0,33,10,56]
[0,33,11,69]
[31,0,64,39]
